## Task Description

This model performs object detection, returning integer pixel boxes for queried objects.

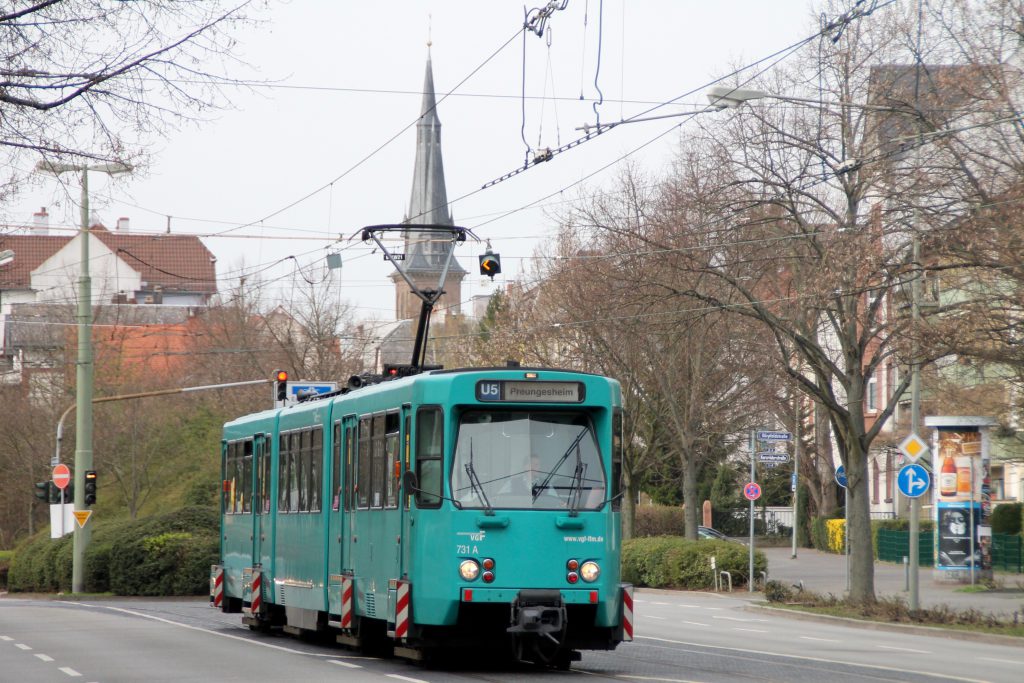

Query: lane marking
[16,643,32,650]
[877,645,930,654]
[387,675,430,683]
[35,654,55,662]
[328,659,363,669]
[0,636,13,641]
[733,628,768,633]
[799,636,840,643]
[618,676,707,683]
[88,604,368,658]
[711,616,765,622]
[652,602,672,606]
[980,657,1023,665]
[680,621,709,627]
[645,615,667,620]
[635,635,990,683]
[59,667,82,677]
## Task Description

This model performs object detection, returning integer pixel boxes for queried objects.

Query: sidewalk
[758,545,1024,618]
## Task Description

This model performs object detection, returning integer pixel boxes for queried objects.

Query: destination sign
[476,381,585,403]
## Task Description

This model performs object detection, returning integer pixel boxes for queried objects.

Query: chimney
[116,216,130,232]
[32,207,49,235]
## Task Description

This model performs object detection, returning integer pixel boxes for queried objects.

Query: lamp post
[35,160,131,593]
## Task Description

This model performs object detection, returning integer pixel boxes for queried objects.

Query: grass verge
[764,580,1024,637]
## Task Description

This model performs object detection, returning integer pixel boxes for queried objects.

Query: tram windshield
[451,410,606,511]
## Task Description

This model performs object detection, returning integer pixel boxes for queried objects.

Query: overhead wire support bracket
[525,0,570,37]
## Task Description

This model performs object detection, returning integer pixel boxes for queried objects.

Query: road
[1,591,1021,682]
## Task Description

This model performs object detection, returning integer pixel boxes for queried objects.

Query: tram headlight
[459,559,481,581]
[580,561,601,583]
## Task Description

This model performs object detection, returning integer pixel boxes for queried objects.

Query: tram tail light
[482,558,495,571]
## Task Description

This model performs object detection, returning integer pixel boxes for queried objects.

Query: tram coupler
[508,590,566,636]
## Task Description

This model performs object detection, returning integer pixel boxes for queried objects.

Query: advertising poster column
[925,416,995,583]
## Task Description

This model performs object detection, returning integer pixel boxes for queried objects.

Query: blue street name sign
[897,463,930,499]
[757,430,792,442]
[835,465,848,489]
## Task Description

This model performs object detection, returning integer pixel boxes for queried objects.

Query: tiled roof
[0,225,217,294]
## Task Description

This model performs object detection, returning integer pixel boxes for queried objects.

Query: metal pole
[748,429,755,592]
[845,487,850,593]
[792,404,800,559]
[72,170,93,594]
[969,464,976,585]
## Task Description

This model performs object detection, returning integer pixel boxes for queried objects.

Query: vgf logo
[477,381,502,401]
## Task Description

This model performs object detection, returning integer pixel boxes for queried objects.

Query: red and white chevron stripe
[622,585,634,641]
[250,570,262,615]
[340,575,354,630]
[394,581,410,640]
[210,565,223,608]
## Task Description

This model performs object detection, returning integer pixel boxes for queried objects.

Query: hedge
[991,502,1023,536]
[622,536,766,589]
[7,506,219,595]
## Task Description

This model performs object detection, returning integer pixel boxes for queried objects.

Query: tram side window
[309,426,322,512]
[289,433,301,513]
[385,412,400,509]
[612,408,624,512]
[298,430,310,512]
[261,436,272,514]
[415,407,443,508]
[241,440,253,513]
[357,417,371,509]
[345,426,354,511]
[224,442,236,514]
[332,423,342,511]
[278,434,289,512]
[371,414,386,508]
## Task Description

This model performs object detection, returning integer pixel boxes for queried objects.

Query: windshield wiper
[566,443,587,516]
[533,428,587,502]
[464,439,494,515]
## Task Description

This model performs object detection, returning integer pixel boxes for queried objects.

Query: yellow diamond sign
[898,432,929,462]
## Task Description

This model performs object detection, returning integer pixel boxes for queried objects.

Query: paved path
[758,545,1024,618]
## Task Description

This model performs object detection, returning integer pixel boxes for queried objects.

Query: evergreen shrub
[7,505,218,595]
[622,536,766,589]
[634,505,685,537]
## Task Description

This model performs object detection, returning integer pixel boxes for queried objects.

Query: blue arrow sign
[897,463,930,499]
[835,465,848,489]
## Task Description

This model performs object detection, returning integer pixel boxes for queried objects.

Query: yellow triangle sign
[73,510,92,528]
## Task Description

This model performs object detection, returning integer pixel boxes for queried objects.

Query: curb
[745,603,1024,648]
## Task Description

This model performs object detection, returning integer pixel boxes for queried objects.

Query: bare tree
[1,1,259,201]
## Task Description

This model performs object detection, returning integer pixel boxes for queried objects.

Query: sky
[12,1,823,326]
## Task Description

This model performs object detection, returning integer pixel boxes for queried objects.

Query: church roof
[401,54,467,276]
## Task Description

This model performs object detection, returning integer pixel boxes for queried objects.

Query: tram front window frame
[450,410,606,511]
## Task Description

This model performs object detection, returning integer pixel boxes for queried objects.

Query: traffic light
[34,481,51,502]
[274,369,288,403]
[84,470,98,506]
[479,251,501,279]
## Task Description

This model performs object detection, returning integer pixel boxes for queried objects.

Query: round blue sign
[897,463,930,499]
[835,465,848,489]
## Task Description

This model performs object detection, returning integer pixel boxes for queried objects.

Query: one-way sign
[757,430,792,442]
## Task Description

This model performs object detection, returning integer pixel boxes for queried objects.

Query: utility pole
[72,168,93,594]
[35,160,131,593]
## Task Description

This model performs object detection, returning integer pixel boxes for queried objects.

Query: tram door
[252,434,271,569]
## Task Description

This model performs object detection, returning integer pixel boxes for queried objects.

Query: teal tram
[211,365,633,667]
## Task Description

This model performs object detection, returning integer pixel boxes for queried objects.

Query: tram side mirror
[402,470,420,494]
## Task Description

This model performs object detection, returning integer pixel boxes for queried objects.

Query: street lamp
[705,85,909,113]
[34,159,131,593]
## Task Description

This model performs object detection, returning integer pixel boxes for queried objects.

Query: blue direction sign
[757,430,792,442]
[835,465,848,489]
[897,463,930,499]
[288,382,338,401]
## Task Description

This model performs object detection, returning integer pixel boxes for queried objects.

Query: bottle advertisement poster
[932,426,992,573]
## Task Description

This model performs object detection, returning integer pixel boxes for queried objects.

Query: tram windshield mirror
[450,411,606,511]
